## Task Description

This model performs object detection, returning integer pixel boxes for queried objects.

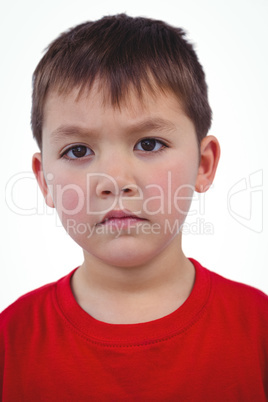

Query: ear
[32,152,55,208]
[195,135,220,193]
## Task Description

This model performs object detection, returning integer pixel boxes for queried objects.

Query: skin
[33,85,220,324]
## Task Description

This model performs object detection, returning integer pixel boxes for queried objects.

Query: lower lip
[101,217,145,228]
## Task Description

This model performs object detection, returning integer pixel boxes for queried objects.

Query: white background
[0,0,267,311]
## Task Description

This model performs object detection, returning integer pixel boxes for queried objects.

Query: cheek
[51,179,88,243]
[48,174,87,219]
[142,162,197,217]
[61,188,84,212]
[170,165,198,217]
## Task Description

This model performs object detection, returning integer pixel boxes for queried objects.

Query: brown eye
[64,145,93,159]
[135,138,166,152]
[140,139,156,151]
[71,146,87,158]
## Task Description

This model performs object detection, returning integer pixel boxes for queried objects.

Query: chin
[98,250,151,269]
[92,243,157,269]
[81,233,168,269]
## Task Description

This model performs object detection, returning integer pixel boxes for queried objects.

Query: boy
[0,14,267,401]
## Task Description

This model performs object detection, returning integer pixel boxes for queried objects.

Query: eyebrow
[50,118,177,143]
[50,125,95,144]
[127,118,177,134]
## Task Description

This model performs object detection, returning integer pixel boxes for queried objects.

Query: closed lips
[99,210,146,225]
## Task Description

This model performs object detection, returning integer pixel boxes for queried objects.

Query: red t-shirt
[0,259,267,401]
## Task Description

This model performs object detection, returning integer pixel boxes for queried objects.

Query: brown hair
[31,14,212,149]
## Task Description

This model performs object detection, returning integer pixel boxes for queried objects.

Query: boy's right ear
[32,153,55,208]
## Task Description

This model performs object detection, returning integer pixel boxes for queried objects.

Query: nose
[96,176,139,198]
[94,156,138,199]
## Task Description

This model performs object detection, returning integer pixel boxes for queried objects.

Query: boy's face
[34,85,211,267]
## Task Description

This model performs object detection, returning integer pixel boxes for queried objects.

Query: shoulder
[0,280,57,333]
[201,263,268,335]
[0,269,77,329]
[0,270,75,335]
[193,258,267,304]
[192,258,268,326]
[210,268,268,307]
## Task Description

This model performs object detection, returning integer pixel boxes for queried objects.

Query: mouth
[98,210,147,227]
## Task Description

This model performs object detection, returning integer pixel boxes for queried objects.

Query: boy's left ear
[195,135,220,193]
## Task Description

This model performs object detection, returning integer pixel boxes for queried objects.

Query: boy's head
[32,14,220,267]
[31,13,212,150]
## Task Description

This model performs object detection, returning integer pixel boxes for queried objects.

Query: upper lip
[99,210,145,224]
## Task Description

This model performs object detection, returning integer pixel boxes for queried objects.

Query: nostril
[97,182,137,198]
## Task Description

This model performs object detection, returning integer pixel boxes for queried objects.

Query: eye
[134,138,166,152]
[62,145,93,159]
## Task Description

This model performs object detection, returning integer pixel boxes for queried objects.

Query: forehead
[43,82,186,126]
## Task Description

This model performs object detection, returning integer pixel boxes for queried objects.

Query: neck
[71,238,195,324]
